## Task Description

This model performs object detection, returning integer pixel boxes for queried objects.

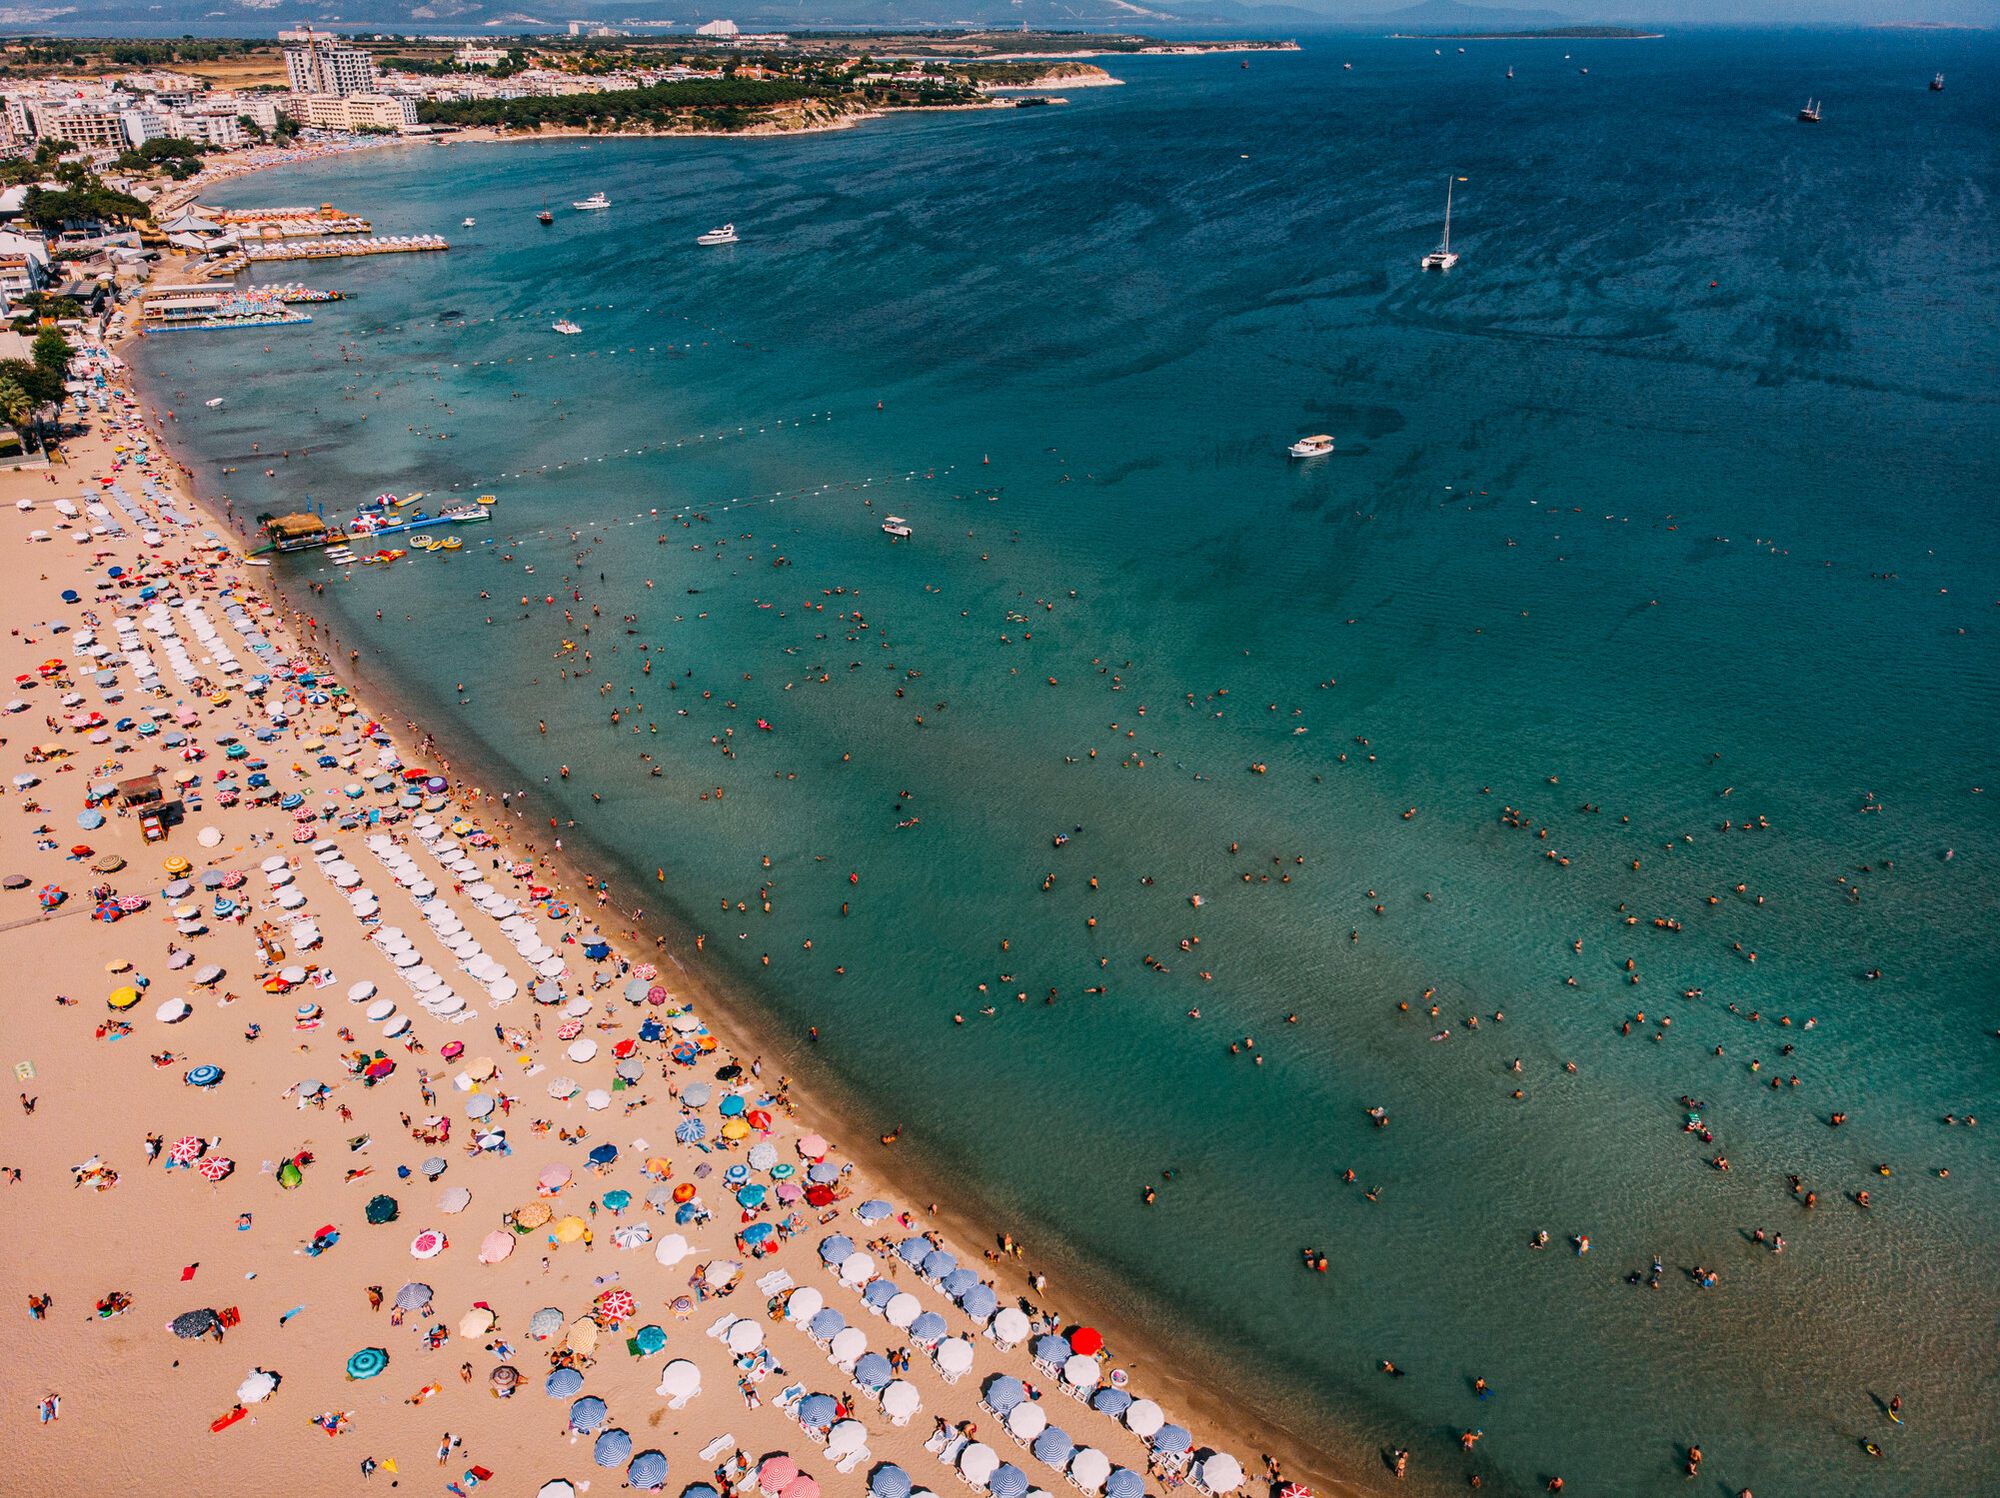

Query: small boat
[881,516,912,538]
[1798,99,1822,122]
[204,397,224,408]
[552,319,582,336]
[697,223,739,246]
[573,193,610,211]
[462,217,476,227]
[475,493,497,505]
[1421,175,1464,271]
[1930,73,1944,91]
[438,537,462,551]
[537,209,554,225]
[1288,434,1335,459]
[1507,65,1514,79]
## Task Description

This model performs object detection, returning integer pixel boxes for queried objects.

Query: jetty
[238,235,449,266]
[136,284,314,333]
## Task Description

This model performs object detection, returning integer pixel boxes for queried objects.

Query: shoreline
[118,225,1386,1498]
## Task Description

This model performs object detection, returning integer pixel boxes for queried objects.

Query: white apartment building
[283,34,380,97]
[286,93,417,132]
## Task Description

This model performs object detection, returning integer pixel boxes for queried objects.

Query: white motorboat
[1421,175,1464,271]
[697,223,739,246]
[462,217,476,227]
[204,397,224,408]
[573,193,611,211]
[881,516,912,538]
[1288,435,1335,458]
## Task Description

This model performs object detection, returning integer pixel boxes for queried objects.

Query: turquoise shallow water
[138,30,2000,1497]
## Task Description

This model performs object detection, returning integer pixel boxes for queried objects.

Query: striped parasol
[168,1135,206,1164]
[593,1287,636,1324]
[196,1156,235,1182]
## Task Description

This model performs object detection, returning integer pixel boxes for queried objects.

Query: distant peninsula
[1391,26,1663,39]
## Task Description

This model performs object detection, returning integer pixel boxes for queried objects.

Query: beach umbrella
[989,1465,1029,1498]
[862,1281,897,1314]
[674,1118,705,1144]
[935,1338,973,1376]
[587,1142,619,1168]
[818,1234,855,1265]
[748,1143,779,1172]
[960,1285,998,1321]
[839,1251,876,1287]
[1005,1404,1046,1442]
[628,1451,669,1491]
[855,1198,892,1223]
[1151,1424,1191,1456]
[555,1216,589,1243]
[528,1306,566,1340]
[1062,1354,1101,1390]
[1196,1455,1242,1494]
[365,1195,400,1225]
[569,1395,609,1433]
[908,1311,948,1345]
[170,1308,220,1339]
[1123,1399,1164,1439]
[539,1164,571,1193]
[595,1288,637,1323]
[807,1308,845,1342]
[479,1230,515,1264]
[1090,1388,1131,1418]
[538,1483,575,1498]
[882,1379,921,1421]
[345,1346,389,1381]
[778,1477,818,1498]
[409,1229,446,1259]
[545,1366,585,1398]
[942,1268,979,1298]
[797,1133,827,1159]
[1032,1429,1074,1469]
[922,1249,957,1279]
[197,1156,235,1182]
[797,1393,837,1429]
[807,1163,839,1185]
[740,1223,773,1247]
[460,1306,497,1338]
[885,1291,920,1328]
[516,1201,553,1229]
[724,1318,762,1354]
[1069,1450,1111,1494]
[236,1369,278,1405]
[491,1365,521,1393]
[737,1184,766,1209]
[654,1234,692,1268]
[603,1189,632,1212]
[656,1358,700,1401]
[827,1420,868,1458]
[785,1286,824,1323]
[958,1445,999,1486]
[420,1156,448,1180]
[992,1307,1030,1346]
[855,1352,893,1389]
[683,1486,720,1498]
[595,1428,634,1467]
[830,1326,868,1366]
[394,1282,433,1311]
[983,1375,1025,1415]
[896,1238,928,1267]
[1033,1334,1071,1365]
[1069,1327,1104,1357]
[168,1134,206,1164]
[634,1323,668,1354]
[1276,1485,1313,1498]
[758,1456,798,1493]
[1104,1469,1143,1498]
[438,1185,472,1214]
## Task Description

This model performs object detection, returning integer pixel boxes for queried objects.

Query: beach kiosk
[116,773,174,841]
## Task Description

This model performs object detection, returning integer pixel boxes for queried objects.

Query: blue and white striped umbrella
[1032,1334,1072,1364]
[1105,1468,1144,1498]
[594,1428,634,1467]
[808,1309,845,1340]
[869,1464,912,1498]
[989,1463,1029,1498]
[856,1199,893,1223]
[1032,1428,1075,1468]
[983,1375,1025,1414]
[908,1311,948,1344]
[895,1237,929,1267]
[920,1249,957,1279]
[568,1395,608,1432]
[819,1234,855,1264]
[674,1118,704,1144]
[544,1366,583,1397]
[627,1450,669,1491]
[941,1268,979,1297]
[959,1284,998,1321]
[854,1352,893,1389]
[807,1162,840,1185]
[1152,1424,1192,1455]
[797,1393,837,1428]
[1091,1388,1132,1417]
[863,1280,897,1311]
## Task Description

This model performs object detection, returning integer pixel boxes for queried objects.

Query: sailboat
[536,203,553,225]
[1798,99,1822,122]
[1930,73,1944,91]
[1506,65,1514,79]
[1421,176,1463,271]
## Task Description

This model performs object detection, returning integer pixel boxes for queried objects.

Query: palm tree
[0,376,38,449]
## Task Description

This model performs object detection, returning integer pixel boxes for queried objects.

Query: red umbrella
[612,1038,636,1059]
[197,1156,235,1182]
[1070,1326,1104,1357]
[805,1184,835,1207]
[1279,1486,1313,1498]
[168,1135,206,1164]
[594,1287,636,1322]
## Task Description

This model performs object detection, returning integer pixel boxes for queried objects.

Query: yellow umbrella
[566,1317,598,1357]
[466,1057,497,1081]
[107,986,140,1010]
[720,1117,751,1141]
[553,1215,588,1243]
[459,1306,496,1338]
[515,1200,552,1229]
[163,855,192,876]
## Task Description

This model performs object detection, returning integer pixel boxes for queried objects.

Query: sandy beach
[0,296,1365,1495]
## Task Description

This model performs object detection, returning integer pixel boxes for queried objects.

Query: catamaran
[1421,176,1463,271]
[1798,99,1822,122]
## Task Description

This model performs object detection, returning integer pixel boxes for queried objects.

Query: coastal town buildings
[282,31,380,97]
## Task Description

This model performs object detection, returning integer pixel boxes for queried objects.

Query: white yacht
[1288,434,1335,458]
[697,223,739,246]
[1421,175,1463,271]
[552,319,582,336]
[881,516,912,537]
[573,193,611,211]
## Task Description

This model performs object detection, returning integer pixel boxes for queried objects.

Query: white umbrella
[959,1444,998,1485]
[826,1419,866,1457]
[1062,1353,1100,1390]
[347,981,377,1003]
[654,1234,692,1268]
[1197,1456,1242,1494]
[724,1318,763,1354]
[991,1307,1030,1346]
[656,1358,700,1403]
[1124,1399,1164,1438]
[935,1338,973,1376]
[885,1292,920,1329]
[784,1285,822,1322]
[1069,1449,1111,1493]
[838,1251,876,1287]
[881,1380,921,1421]
[236,1369,279,1405]
[1007,1403,1047,1441]
[566,1039,597,1063]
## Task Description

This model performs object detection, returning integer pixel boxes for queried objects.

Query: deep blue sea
[137,29,2000,1497]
